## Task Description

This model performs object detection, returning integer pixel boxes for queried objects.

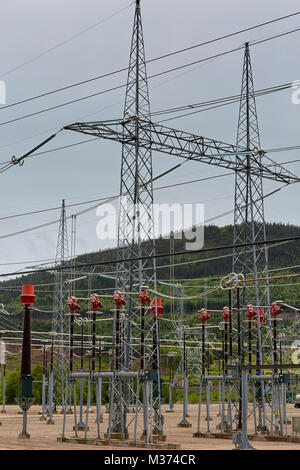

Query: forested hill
[1,222,300,313]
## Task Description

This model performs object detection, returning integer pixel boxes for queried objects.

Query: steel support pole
[40,342,47,420]
[78,321,85,429]
[41,373,46,420]
[47,336,54,425]
[95,378,101,439]
[206,381,211,433]
[235,370,253,449]
[73,379,78,438]
[133,374,140,443]
[84,375,91,439]
[178,329,191,426]
[2,364,6,414]
[196,379,203,433]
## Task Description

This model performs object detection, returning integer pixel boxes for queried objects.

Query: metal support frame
[52,200,70,412]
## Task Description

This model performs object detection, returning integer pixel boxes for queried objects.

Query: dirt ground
[1,402,300,450]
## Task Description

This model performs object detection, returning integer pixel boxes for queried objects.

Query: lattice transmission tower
[52,199,70,410]
[113,0,162,435]
[233,42,270,309]
[232,43,271,432]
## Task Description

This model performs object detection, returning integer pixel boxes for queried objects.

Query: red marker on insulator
[246,304,256,320]
[270,301,283,318]
[113,290,126,309]
[199,308,210,323]
[150,297,163,316]
[138,287,150,306]
[259,308,265,324]
[90,293,103,311]
[222,306,230,322]
[253,307,265,324]
[67,296,80,313]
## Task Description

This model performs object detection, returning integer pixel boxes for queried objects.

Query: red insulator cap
[113,291,126,309]
[21,284,35,306]
[270,302,283,318]
[67,296,80,313]
[138,288,150,306]
[246,304,256,320]
[150,297,163,317]
[199,308,210,323]
[90,293,103,311]
[222,306,230,322]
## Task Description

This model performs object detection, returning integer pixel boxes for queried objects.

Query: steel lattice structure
[101,0,162,437]
[52,199,70,409]
[64,119,299,184]
[231,44,270,433]
[116,0,158,371]
[233,42,270,310]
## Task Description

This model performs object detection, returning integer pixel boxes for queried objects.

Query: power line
[152,83,292,117]
[0,2,135,78]
[0,82,294,168]
[1,10,299,111]
[266,145,300,153]
[1,234,300,278]
[0,192,115,221]
[2,24,300,128]
[0,171,234,226]
[156,83,293,123]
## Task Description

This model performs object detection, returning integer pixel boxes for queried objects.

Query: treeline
[1,222,299,315]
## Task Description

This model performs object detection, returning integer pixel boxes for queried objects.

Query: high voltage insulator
[199,308,210,323]
[90,293,103,311]
[270,301,283,318]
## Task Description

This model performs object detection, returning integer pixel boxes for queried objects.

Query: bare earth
[0,403,300,450]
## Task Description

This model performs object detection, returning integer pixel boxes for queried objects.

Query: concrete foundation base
[193,430,300,444]
[74,425,89,432]
[140,433,167,442]
[104,432,129,440]
[177,422,192,428]
[57,436,179,449]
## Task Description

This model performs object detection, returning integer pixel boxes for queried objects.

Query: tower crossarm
[64,118,299,185]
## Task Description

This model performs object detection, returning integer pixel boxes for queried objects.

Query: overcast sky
[0,0,300,276]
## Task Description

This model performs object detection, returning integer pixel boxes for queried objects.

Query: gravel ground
[0,403,299,450]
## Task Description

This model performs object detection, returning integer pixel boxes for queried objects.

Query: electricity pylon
[113,0,161,437]
[232,42,271,432]
[52,199,70,411]
[233,42,270,309]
